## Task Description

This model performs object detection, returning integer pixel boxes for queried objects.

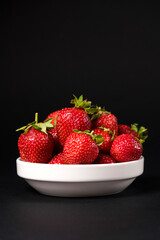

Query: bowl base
[26,178,135,197]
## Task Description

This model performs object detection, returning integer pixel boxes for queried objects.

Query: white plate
[16,156,144,197]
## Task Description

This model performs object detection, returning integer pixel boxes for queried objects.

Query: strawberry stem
[16,113,54,134]
[35,112,38,124]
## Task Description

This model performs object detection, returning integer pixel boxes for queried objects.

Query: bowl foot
[25,178,135,197]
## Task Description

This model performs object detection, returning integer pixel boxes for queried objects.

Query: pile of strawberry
[17,95,148,164]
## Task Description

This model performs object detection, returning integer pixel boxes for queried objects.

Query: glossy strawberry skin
[93,153,116,164]
[63,132,99,164]
[110,134,142,162]
[92,113,118,136]
[48,128,63,153]
[57,108,92,146]
[48,153,64,164]
[18,127,54,163]
[45,110,62,153]
[45,110,61,125]
[118,124,138,138]
[93,128,112,153]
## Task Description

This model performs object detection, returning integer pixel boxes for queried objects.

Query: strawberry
[130,123,148,144]
[92,107,118,136]
[118,123,148,144]
[93,127,114,153]
[110,134,142,162]
[17,113,54,163]
[118,124,138,137]
[44,110,61,126]
[48,128,63,153]
[63,130,104,164]
[44,110,62,153]
[48,153,64,164]
[56,95,94,146]
[93,153,116,164]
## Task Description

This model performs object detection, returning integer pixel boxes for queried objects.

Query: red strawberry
[92,107,118,136]
[45,110,62,153]
[110,134,142,162]
[93,127,114,153]
[130,123,148,144]
[44,110,61,126]
[48,153,64,164]
[118,123,148,144]
[63,130,103,164]
[93,153,116,164]
[48,128,63,153]
[118,124,138,138]
[17,113,54,163]
[56,95,94,146]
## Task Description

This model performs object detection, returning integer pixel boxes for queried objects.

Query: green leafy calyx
[73,129,104,145]
[70,95,97,114]
[91,106,111,121]
[131,123,148,144]
[98,126,115,141]
[16,113,54,134]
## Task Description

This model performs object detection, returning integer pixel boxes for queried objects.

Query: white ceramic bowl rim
[16,156,144,182]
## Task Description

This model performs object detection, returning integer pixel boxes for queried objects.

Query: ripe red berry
[48,128,63,153]
[92,113,118,137]
[18,127,54,163]
[44,110,61,126]
[56,95,102,146]
[110,134,142,162]
[118,124,138,138]
[93,153,116,164]
[57,107,92,146]
[118,123,148,144]
[17,113,54,163]
[45,110,62,153]
[48,153,64,164]
[93,128,113,153]
[63,132,100,164]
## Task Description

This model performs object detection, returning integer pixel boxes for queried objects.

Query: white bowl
[16,156,144,197]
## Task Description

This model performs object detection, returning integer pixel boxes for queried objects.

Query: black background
[1,1,160,240]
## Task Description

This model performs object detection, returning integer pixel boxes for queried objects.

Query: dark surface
[1,169,160,240]
[1,1,160,240]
